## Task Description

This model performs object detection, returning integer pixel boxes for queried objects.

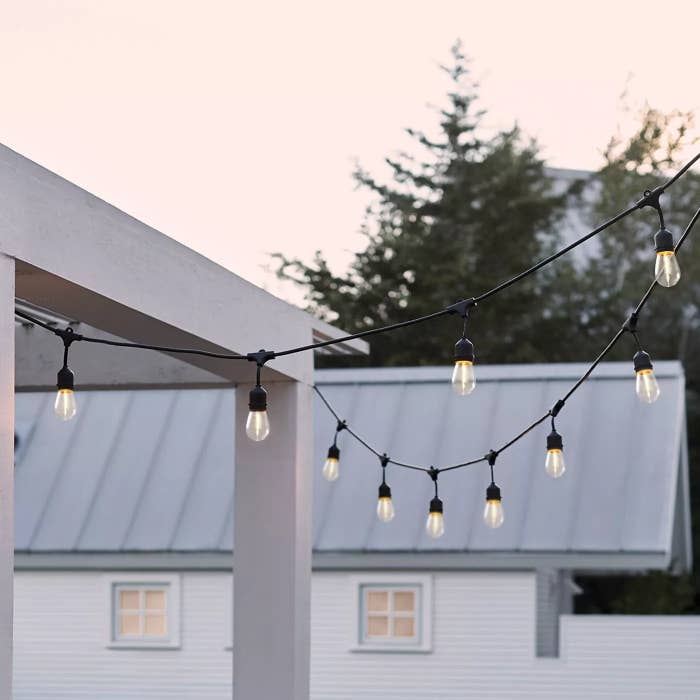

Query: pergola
[0,143,367,699]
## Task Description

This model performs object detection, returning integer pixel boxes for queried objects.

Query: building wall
[13,570,700,700]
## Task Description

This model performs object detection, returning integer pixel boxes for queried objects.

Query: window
[105,574,180,648]
[352,575,432,652]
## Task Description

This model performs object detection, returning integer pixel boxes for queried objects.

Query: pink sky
[1,1,698,302]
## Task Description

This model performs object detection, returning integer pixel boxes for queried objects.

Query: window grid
[361,585,420,645]
[114,585,169,642]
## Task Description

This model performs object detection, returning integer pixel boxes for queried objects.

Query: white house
[12,362,699,699]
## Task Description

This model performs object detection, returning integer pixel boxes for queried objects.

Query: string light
[451,301,476,396]
[483,451,504,529]
[633,350,660,404]
[654,227,681,288]
[545,421,566,479]
[322,421,346,482]
[376,456,395,522]
[425,468,444,539]
[11,155,700,539]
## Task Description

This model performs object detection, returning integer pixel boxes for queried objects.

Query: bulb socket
[546,430,563,451]
[454,337,475,363]
[378,482,392,500]
[654,228,674,253]
[248,385,267,411]
[56,366,74,391]
[486,482,501,502]
[429,497,443,514]
[327,444,340,461]
[633,350,653,373]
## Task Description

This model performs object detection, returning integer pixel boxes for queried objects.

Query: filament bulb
[633,351,660,404]
[54,389,76,421]
[377,482,395,522]
[322,445,340,482]
[653,228,680,287]
[246,410,270,441]
[545,430,566,479]
[426,497,444,538]
[483,483,504,528]
[452,337,476,395]
[246,385,270,441]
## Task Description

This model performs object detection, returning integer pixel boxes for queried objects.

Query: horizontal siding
[13,571,700,699]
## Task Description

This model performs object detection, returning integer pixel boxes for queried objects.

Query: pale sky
[1,0,698,303]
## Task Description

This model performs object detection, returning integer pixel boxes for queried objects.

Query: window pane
[119,613,140,636]
[393,616,415,638]
[393,591,415,612]
[144,614,167,636]
[366,615,389,637]
[119,590,140,611]
[367,590,388,612]
[145,590,166,611]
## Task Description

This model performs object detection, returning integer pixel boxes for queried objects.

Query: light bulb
[377,482,394,522]
[425,497,444,538]
[483,483,504,528]
[452,337,476,395]
[653,228,680,288]
[655,251,681,287]
[545,429,566,478]
[54,389,76,421]
[55,366,76,421]
[246,410,270,441]
[633,351,660,404]
[246,385,270,441]
[323,445,340,482]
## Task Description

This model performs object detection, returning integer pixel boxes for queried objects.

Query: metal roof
[14,362,691,571]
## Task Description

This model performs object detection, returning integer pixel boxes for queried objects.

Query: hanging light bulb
[633,350,660,404]
[54,366,76,421]
[451,337,476,395]
[322,445,340,482]
[425,497,444,538]
[246,385,270,441]
[545,429,566,479]
[483,483,504,528]
[377,481,395,522]
[654,228,681,287]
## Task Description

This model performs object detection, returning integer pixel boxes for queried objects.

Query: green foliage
[275,41,574,367]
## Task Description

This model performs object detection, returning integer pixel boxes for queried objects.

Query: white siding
[13,570,700,700]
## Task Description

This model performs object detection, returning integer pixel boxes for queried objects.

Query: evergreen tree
[275,42,573,366]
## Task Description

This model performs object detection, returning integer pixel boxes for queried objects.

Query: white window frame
[103,573,181,649]
[350,574,432,653]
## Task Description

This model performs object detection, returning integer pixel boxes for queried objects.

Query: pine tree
[275,42,572,366]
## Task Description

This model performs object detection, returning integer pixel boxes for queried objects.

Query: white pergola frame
[0,144,367,699]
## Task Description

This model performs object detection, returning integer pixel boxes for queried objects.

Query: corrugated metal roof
[14,362,690,569]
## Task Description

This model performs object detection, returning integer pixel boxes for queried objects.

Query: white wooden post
[0,255,14,700]
[233,380,313,700]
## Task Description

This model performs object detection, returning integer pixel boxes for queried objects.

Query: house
[13,362,699,699]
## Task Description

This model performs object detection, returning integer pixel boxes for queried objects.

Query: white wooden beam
[233,380,313,700]
[0,255,14,700]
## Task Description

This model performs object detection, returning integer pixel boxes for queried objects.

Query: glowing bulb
[451,361,475,396]
[246,385,270,441]
[426,497,444,538]
[483,483,504,528]
[322,444,340,482]
[655,251,681,287]
[246,410,270,441]
[545,429,566,478]
[633,351,660,404]
[55,366,76,421]
[452,337,476,395]
[54,388,76,421]
[377,482,394,522]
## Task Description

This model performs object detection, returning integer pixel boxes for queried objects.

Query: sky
[0,0,698,303]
